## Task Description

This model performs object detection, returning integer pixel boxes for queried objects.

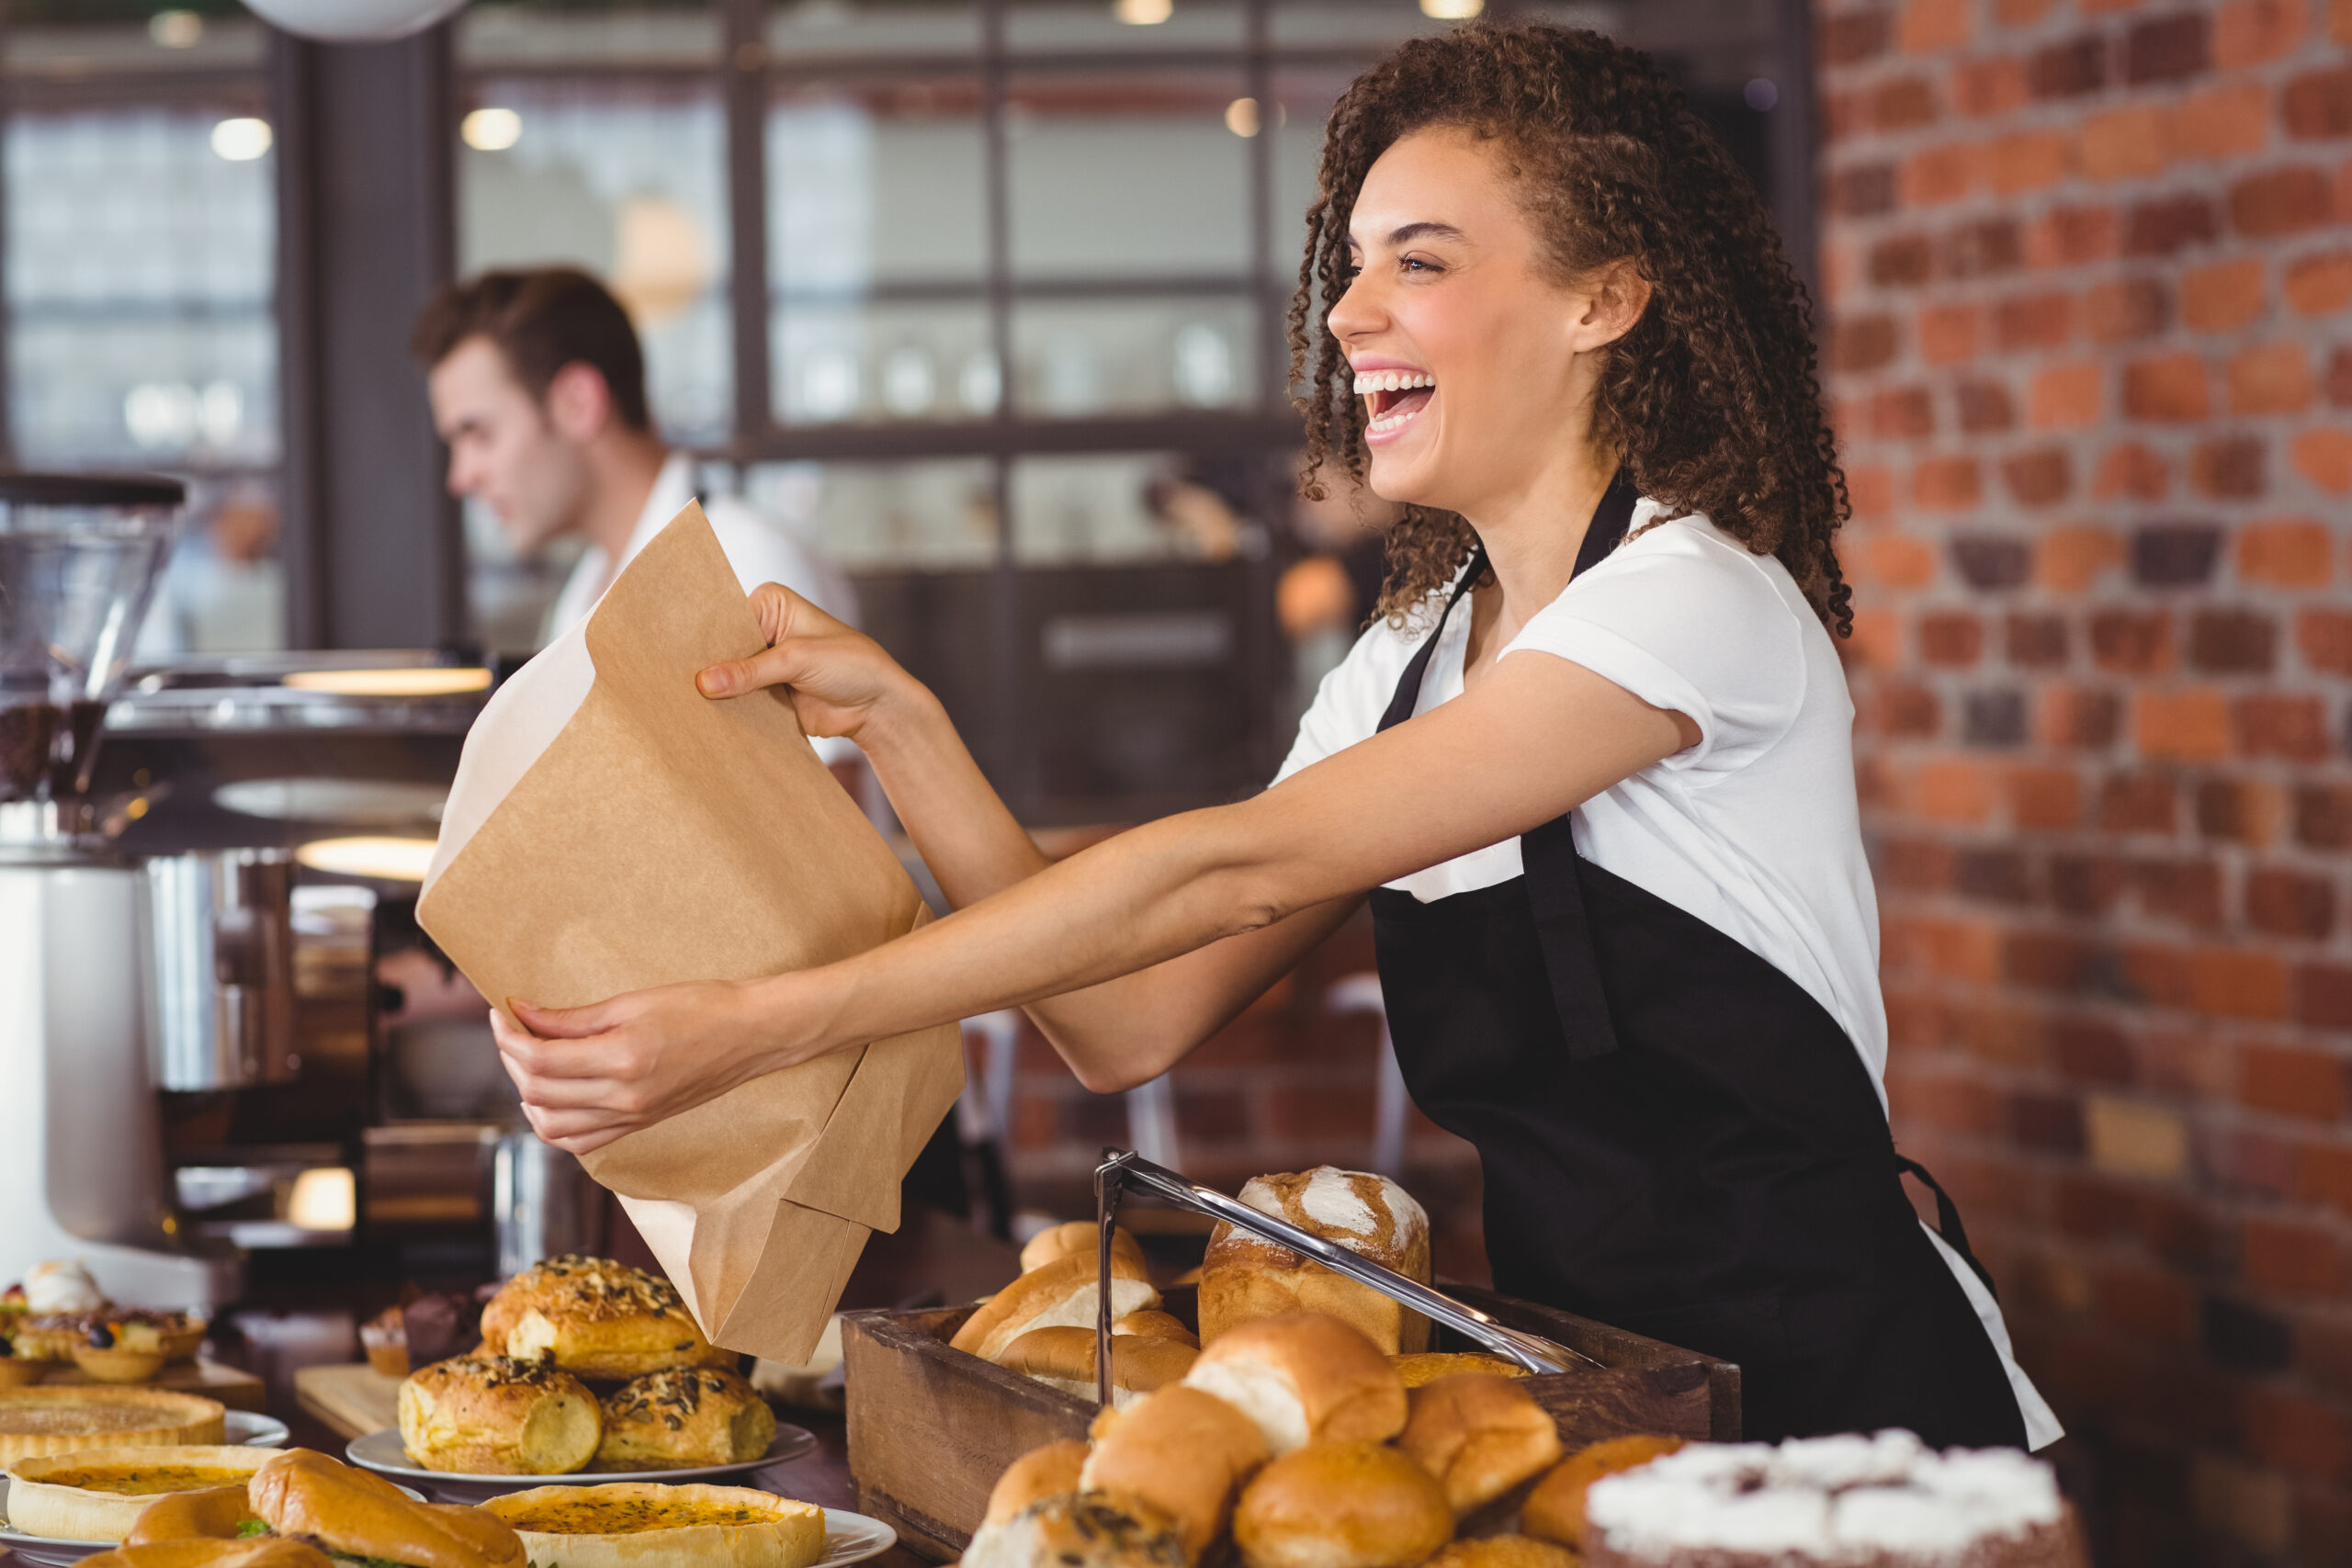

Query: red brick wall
[1820,0,2352,1559]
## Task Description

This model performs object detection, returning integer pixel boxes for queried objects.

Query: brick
[1943,219,2023,278]
[2137,689,2232,760]
[1994,291,2071,351]
[2041,525,2123,591]
[2198,777,2277,842]
[2049,686,2123,748]
[2287,252,2352,316]
[1955,380,2014,432]
[2125,195,2217,256]
[2216,0,2306,69]
[1995,0,2054,20]
[1828,163,1897,218]
[2190,610,2276,672]
[1962,691,2027,748]
[2231,166,2334,238]
[2291,427,2352,492]
[2203,1295,2293,1373]
[2095,441,2170,500]
[2235,694,2330,761]
[1917,759,1995,823]
[1898,0,1970,53]
[2239,522,2333,587]
[1818,6,1893,65]
[2189,435,2264,500]
[1990,130,2073,196]
[1871,76,1939,131]
[2086,1094,2189,1180]
[2000,449,2069,507]
[2137,858,2224,925]
[2297,1140,2352,1213]
[1919,303,1980,365]
[2085,277,2167,343]
[2030,205,2119,267]
[2179,256,2266,332]
[2006,614,2068,668]
[2010,764,2081,829]
[1951,535,2031,588]
[2132,524,2223,586]
[2330,344,2352,403]
[2228,343,2313,414]
[2094,1259,2198,1348]
[1846,610,1902,670]
[1920,611,1984,665]
[2030,36,2107,99]
[1902,142,1978,206]
[1868,232,1934,288]
[2010,1091,2083,1153]
[2092,609,2173,672]
[2246,869,2335,941]
[2286,68,2352,141]
[1912,456,1980,511]
[2239,1387,2351,1483]
[1951,55,2029,118]
[2029,361,2102,427]
[2122,13,2210,84]
[1870,386,1935,439]
[1952,847,2030,902]
[1863,534,1938,588]
[2244,1218,2346,1302]
[1846,465,1894,520]
[2174,84,2271,163]
[2295,786,2352,851]
[2083,105,2170,182]
[2124,353,2211,421]
[2100,771,2177,831]
[2051,1016,2130,1083]
[2190,949,2290,1018]
[2052,852,2128,914]
[1832,313,1898,373]
[2300,609,2352,671]
[2339,0,2352,42]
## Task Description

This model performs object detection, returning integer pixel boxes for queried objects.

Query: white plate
[816,1506,897,1565]
[223,1410,289,1448]
[345,1423,820,1503]
[0,1477,425,1566]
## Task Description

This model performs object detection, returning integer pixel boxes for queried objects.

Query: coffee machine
[0,472,240,1309]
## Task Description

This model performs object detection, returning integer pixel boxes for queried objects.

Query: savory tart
[595,1369,775,1471]
[0,1389,225,1464]
[479,1258,728,1382]
[482,1483,824,1568]
[5,1445,274,1540]
[397,1355,602,1474]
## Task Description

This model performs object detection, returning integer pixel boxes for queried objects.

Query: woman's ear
[1569,259,1653,351]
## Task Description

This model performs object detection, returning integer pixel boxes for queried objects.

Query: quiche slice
[5,1444,273,1540]
[481,1483,824,1568]
[0,1389,225,1465]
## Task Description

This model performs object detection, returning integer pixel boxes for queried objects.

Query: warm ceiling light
[1225,97,1261,138]
[149,10,204,48]
[288,1168,356,1232]
[210,118,273,162]
[284,667,491,696]
[296,836,439,882]
[461,107,524,152]
[1114,0,1172,23]
[1420,0,1485,17]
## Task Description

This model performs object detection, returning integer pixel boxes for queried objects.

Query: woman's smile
[1354,366,1437,443]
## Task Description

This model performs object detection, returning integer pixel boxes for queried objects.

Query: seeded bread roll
[998,1326,1200,1410]
[1230,1439,1453,1568]
[396,1355,603,1474]
[594,1366,776,1469]
[1080,1385,1270,1559]
[949,1251,1159,1364]
[983,1440,1092,1529]
[478,1257,726,1382]
[1179,1311,1407,1457]
[1521,1434,1685,1549]
[1200,1168,1431,1354]
[1018,1223,1148,1278]
[962,1494,1190,1568]
[1396,1373,1564,1516]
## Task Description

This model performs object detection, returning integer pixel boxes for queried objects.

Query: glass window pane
[6,6,267,77]
[1012,295,1255,419]
[775,299,994,425]
[1013,450,1264,566]
[1270,67,1352,272]
[458,78,733,445]
[1007,0,1243,51]
[1009,71,1249,278]
[745,457,996,571]
[769,0,979,59]
[1271,0,1457,49]
[459,0,720,71]
[771,78,986,289]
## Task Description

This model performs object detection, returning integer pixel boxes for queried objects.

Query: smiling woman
[492,18,2055,1461]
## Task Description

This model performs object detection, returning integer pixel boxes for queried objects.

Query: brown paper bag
[418,503,965,1364]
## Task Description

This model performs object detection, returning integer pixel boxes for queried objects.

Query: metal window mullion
[980,0,1024,801]
[722,0,772,458]
[0,3,17,469]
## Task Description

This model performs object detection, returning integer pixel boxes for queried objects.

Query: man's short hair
[412,267,652,433]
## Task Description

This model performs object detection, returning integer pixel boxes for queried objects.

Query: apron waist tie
[1896,1153,1996,1301]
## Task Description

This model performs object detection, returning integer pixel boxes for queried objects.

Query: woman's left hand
[490,982,771,1156]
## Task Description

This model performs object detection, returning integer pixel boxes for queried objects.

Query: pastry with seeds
[397,1355,603,1474]
[478,1257,729,1382]
[594,1367,776,1470]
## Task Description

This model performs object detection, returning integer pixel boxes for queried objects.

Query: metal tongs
[1092,1149,1599,1407]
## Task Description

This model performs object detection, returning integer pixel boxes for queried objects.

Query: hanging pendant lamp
[241,0,469,42]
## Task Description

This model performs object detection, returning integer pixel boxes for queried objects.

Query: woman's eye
[1401,257,1441,275]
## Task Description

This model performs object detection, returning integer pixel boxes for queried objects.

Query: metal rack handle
[1092,1149,1597,1407]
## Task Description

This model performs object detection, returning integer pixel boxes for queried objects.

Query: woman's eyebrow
[1346,220,1470,250]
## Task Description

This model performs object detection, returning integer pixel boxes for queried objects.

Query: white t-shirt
[1273,499,2061,1450]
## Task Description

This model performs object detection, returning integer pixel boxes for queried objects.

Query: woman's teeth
[1351,370,1435,395]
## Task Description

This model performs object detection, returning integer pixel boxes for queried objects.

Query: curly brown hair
[1290,21,1853,637]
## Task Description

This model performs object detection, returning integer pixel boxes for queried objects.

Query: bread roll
[124,1485,256,1546]
[80,1541,330,1568]
[595,1367,775,1469]
[1396,1374,1564,1516]
[1419,1538,1577,1568]
[479,1257,726,1382]
[983,1440,1091,1529]
[1019,1223,1147,1277]
[1180,1311,1407,1457]
[1200,1168,1431,1354]
[949,1251,1159,1363]
[998,1327,1199,1410]
[396,1355,602,1474]
[251,1448,526,1568]
[1230,1440,1453,1568]
[1391,1353,1526,1389]
[1521,1434,1685,1549]
[962,1494,1190,1568]
[1115,1311,1198,1348]
[1079,1385,1269,1558]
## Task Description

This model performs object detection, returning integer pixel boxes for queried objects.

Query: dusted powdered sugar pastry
[1584,1430,2083,1568]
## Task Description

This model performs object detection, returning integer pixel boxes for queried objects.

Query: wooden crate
[842,1285,1738,1562]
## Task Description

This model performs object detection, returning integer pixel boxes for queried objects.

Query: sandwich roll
[81,1541,331,1568]
[1114,1311,1198,1349]
[962,1494,1190,1568]
[949,1252,1159,1364]
[1200,1169,1431,1354]
[1018,1223,1148,1278]
[1230,1440,1453,1568]
[250,1448,526,1568]
[997,1327,1199,1409]
[1521,1434,1686,1549]
[1179,1311,1407,1457]
[1079,1385,1270,1560]
[1396,1374,1564,1516]
[982,1440,1091,1529]
[125,1485,256,1546]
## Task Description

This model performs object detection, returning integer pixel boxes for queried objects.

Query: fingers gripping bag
[419,502,965,1364]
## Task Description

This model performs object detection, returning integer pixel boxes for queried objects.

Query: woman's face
[1327,126,1624,516]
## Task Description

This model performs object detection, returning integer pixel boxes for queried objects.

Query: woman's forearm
[855,680,1052,907]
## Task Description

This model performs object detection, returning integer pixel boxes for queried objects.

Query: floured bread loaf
[949,1252,1159,1363]
[1583,1430,2085,1568]
[1179,1310,1406,1457]
[1200,1168,1430,1353]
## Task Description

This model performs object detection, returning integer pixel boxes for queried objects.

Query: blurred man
[413,266,854,644]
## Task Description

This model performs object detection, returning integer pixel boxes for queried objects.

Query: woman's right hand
[696,582,922,745]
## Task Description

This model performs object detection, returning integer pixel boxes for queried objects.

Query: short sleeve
[1272,617,1422,785]
[1499,519,1807,775]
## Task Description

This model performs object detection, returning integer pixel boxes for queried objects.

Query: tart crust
[0,1390,225,1465]
[5,1444,272,1540]
[481,1483,824,1568]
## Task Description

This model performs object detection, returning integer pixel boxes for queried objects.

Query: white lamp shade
[242,0,469,42]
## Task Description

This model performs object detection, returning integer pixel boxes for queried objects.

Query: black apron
[1370,476,2027,1448]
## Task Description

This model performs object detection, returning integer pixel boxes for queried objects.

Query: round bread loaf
[1231,1439,1453,1568]
[1200,1168,1431,1354]
[1080,1385,1270,1558]
[1180,1310,1407,1457]
[1391,1353,1527,1389]
[397,1355,602,1474]
[594,1367,775,1471]
[998,1327,1199,1410]
[1396,1373,1564,1516]
[479,1258,724,1382]
[949,1251,1159,1364]
[1018,1223,1148,1278]
[1419,1538,1577,1568]
[1521,1434,1684,1548]
[983,1440,1091,1529]
[6,1446,273,1541]
[962,1493,1190,1568]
